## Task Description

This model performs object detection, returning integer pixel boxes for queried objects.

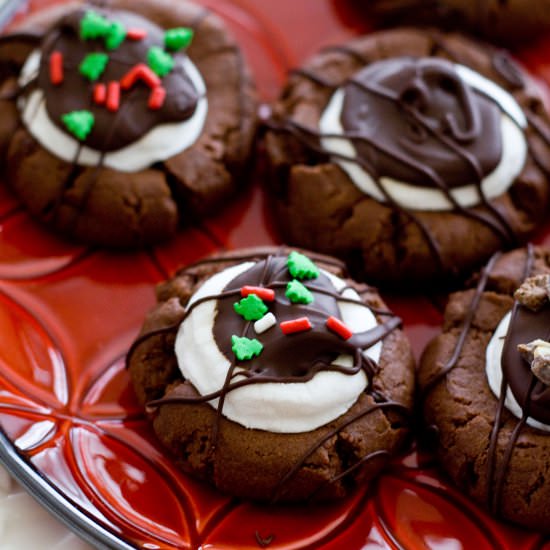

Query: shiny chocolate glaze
[36,7,198,151]
[501,301,550,425]
[212,254,399,382]
[150,251,402,402]
[341,57,502,188]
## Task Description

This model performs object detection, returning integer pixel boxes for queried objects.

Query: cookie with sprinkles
[264,28,550,288]
[126,246,415,502]
[0,0,256,247]
[419,245,550,531]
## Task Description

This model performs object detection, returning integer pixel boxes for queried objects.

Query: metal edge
[0,4,134,545]
[0,428,137,550]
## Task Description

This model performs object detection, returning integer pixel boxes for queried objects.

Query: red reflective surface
[1,0,550,548]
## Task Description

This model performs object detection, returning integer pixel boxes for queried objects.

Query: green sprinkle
[234,294,268,321]
[287,251,319,280]
[79,52,109,81]
[147,46,174,77]
[80,10,111,40]
[164,27,194,51]
[286,251,319,279]
[286,279,313,304]
[79,11,127,50]
[231,335,263,361]
[105,21,127,50]
[61,110,95,141]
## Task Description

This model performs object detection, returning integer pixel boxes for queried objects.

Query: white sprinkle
[254,312,276,334]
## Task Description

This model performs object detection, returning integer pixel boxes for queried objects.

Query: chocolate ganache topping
[34,7,199,151]
[212,253,398,381]
[148,250,402,418]
[341,57,502,187]
[501,290,550,425]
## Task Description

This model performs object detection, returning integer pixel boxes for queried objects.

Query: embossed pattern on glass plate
[1,0,550,548]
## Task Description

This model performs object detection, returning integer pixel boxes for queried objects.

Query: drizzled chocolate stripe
[486,244,544,516]
[422,250,501,395]
[271,400,409,503]
[490,376,536,515]
[0,32,43,51]
[320,44,370,65]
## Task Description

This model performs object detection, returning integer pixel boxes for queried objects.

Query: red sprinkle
[121,63,161,91]
[106,81,120,112]
[49,51,63,85]
[126,27,147,40]
[93,83,107,105]
[280,317,312,335]
[240,286,275,302]
[138,64,161,88]
[120,64,141,90]
[148,86,166,110]
[326,316,353,340]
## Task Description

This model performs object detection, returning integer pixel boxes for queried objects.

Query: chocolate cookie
[264,28,550,288]
[0,0,256,247]
[363,0,550,45]
[127,246,415,502]
[419,244,550,531]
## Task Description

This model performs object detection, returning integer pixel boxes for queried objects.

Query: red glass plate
[1,0,550,548]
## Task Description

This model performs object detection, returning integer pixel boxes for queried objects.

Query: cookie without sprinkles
[264,28,550,287]
[419,245,550,530]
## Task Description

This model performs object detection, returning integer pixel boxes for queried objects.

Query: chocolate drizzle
[424,244,550,518]
[268,38,550,277]
[421,249,501,396]
[492,51,525,90]
[141,249,409,501]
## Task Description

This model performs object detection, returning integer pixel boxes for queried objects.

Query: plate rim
[0,427,136,550]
